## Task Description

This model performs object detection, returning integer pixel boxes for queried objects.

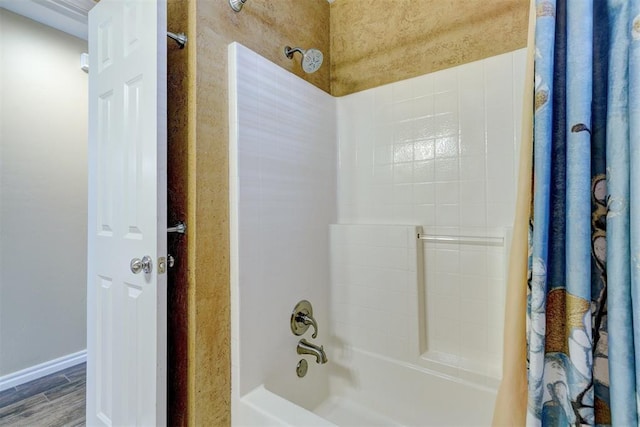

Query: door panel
[87,0,167,425]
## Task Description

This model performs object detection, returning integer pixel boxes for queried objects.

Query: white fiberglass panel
[229,42,337,408]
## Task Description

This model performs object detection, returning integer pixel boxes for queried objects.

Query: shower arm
[284,46,304,59]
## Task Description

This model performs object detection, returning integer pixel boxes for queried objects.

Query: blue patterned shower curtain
[527,0,640,425]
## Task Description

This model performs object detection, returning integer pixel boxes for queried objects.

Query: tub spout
[297,338,328,364]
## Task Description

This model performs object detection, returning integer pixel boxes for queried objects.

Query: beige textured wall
[184,1,330,425]
[330,0,530,96]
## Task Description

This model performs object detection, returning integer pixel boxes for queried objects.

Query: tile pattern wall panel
[422,230,509,383]
[229,44,336,407]
[329,225,421,362]
[335,49,526,385]
[338,49,526,229]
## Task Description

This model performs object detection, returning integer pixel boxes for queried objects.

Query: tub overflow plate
[296,359,308,378]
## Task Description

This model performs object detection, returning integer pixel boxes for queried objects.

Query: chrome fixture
[158,254,176,274]
[291,300,318,338]
[296,359,308,378]
[229,0,247,12]
[167,222,187,234]
[130,255,153,274]
[167,32,187,49]
[297,339,328,364]
[284,46,323,74]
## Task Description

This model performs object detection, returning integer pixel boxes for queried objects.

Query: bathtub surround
[231,43,525,425]
[0,9,87,380]
[330,225,422,362]
[336,49,526,383]
[229,41,336,415]
[330,224,510,384]
[336,49,526,231]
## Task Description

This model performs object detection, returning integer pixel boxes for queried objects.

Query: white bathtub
[234,347,497,427]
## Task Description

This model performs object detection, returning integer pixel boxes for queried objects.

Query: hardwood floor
[0,363,85,426]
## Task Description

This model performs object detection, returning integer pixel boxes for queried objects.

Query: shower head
[284,46,323,74]
[229,0,247,12]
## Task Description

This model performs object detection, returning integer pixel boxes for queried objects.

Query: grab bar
[417,233,504,247]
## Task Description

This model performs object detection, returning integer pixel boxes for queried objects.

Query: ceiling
[0,0,96,40]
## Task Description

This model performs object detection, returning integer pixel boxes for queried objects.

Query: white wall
[0,9,88,376]
[335,49,526,385]
[329,224,422,361]
[230,44,525,399]
[229,43,336,411]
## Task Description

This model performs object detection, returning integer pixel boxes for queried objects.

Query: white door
[86,0,167,425]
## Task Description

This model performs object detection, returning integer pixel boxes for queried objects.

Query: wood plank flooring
[0,363,85,426]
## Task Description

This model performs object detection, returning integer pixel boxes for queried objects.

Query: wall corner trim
[0,350,87,392]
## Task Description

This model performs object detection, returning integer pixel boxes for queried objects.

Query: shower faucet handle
[297,312,318,339]
[291,300,318,338]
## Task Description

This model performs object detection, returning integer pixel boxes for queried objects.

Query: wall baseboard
[0,350,87,392]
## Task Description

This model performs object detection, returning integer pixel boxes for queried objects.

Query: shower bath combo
[228,0,521,424]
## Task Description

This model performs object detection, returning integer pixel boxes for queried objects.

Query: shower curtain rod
[417,233,504,247]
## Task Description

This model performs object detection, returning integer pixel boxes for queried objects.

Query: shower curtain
[525,0,640,425]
